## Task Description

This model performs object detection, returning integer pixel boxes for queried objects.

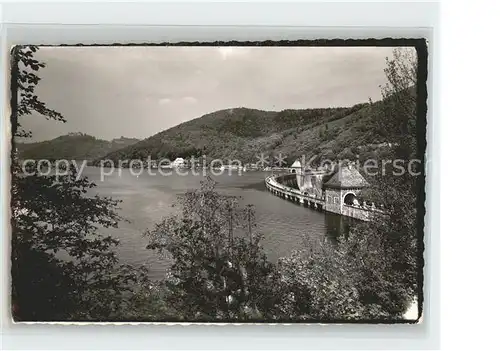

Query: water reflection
[81,167,353,279]
[324,213,353,242]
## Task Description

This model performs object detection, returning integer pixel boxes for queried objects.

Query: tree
[278,48,421,322]
[277,242,363,321]
[345,47,421,318]
[10,46,149,321]
[145,177,283,321]
[378,47,418,160]
[11,46,65,140]
[276,229,415,321]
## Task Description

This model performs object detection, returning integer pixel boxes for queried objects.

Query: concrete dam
[265,161,385,221]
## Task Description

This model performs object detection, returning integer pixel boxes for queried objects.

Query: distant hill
[93,100,395,167]
[16,133,141,161]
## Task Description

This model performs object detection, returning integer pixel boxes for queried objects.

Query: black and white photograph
[9,41,427,323]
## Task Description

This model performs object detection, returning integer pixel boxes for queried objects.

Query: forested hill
[93,100,393,166]
[16,133,141,161]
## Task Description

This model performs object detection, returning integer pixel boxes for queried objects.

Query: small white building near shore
[172,157,185,168]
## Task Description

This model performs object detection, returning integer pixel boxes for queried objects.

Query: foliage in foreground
[145,177,414,321]
[11,46,420,322]
[11,46,150,321]
[145,177,284,321]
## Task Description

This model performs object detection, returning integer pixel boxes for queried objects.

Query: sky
[22,46,399,142]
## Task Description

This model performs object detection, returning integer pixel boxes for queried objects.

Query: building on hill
[172,157,185,168]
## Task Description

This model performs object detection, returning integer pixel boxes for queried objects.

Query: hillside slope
[94,101,392,166]
[17,133,141,161]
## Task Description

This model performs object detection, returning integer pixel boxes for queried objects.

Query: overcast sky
[22,46,399,142]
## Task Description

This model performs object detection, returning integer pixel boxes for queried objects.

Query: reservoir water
[84,167,351,280]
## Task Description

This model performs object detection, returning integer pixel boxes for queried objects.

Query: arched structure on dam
[266,160,382,221]
[323,164,370,216]
[343,192,356,205]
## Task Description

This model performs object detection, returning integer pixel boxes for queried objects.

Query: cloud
[158,98,171,105]
[25,46,398,142]
[181,96,197,104]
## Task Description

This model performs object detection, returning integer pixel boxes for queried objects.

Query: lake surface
[84,167,351,280]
